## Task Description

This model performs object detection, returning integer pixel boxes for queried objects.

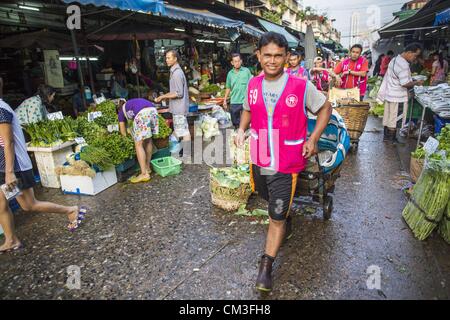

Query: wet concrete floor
[0,116,449,300]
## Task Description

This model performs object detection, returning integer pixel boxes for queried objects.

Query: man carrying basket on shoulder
[333,44,369,101]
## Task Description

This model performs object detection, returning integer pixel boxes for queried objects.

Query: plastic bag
[211,106,232,129]
[201,115,220,140]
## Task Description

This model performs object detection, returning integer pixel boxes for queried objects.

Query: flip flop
[0,243,24,254]
[129,175,151,184]
[68,207,88,231]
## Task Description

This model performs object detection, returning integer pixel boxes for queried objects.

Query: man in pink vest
[334,44,369,101]
[236,32,332,292]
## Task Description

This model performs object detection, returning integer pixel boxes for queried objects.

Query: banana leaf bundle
[438,201,450,244]
[402,159,450,240]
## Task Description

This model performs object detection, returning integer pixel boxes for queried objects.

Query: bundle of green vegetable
[210,166,252,211]
[436,124,450,157]
[152,115,172,139]
[402,158,450,240]
[411,147,425,160]
[74,117,107,144]
[439,201,450,244]
[210,166,250,189]
[25,117,77,147]
[201,84,221,94]
[88,100,119,128]
[90,133,135,165]
[369,103,384,117]
[79,145,114,171]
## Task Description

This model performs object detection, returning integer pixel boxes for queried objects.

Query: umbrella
[0,30,73,49]
[304,23,316,69]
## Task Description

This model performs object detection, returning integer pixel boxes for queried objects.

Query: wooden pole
[84,32,96,96]
[70,29,87,111]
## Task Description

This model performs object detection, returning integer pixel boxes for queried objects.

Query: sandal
[68,207,88,232]
[129,175,151,184]
[0,243,23,254]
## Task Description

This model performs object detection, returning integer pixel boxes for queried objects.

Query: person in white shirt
[377,43,424,143]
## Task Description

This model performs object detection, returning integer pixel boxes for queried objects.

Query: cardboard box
[60,167,118,196]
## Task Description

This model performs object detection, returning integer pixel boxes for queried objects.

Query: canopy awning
[62,0,166,14]
[163,4,244,29]
[257,19,299,47]
[378,0,450,37]
[241,24,265,38]
[86,22,191,41]
[434,7,450,25]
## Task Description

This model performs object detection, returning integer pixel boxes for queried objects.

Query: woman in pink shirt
[431,52,449,85]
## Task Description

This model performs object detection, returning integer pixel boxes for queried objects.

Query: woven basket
[153,137,169,149]
[210,176,252,212]
[335,101,370,141]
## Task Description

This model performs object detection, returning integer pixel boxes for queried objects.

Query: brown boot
[256,255,274,292]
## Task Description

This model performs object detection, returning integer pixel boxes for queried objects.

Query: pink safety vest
[286,67,308,80]
[248,73,308,174]
[313,70,329,91]
[340,57,368,96]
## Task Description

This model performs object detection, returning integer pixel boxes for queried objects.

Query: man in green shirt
[223,53,253,128]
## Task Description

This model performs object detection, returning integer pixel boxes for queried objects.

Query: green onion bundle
[438,201,450,244]
[402,160,450,240]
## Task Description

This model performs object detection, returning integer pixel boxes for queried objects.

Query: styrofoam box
[60,167,118,196]
[27,141,75,189]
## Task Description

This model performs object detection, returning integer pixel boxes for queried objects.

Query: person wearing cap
[310,57,330,93]
[118,98,159,183]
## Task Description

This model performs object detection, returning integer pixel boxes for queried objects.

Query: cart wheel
[350,142,359,152]
[323,196,333,220]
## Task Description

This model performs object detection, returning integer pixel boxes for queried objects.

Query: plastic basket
[152,147,171,160]
[151,156,182,177]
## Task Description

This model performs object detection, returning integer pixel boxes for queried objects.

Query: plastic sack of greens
[402,153,450,240]
[201,115,220,140]
[211,106,232,129]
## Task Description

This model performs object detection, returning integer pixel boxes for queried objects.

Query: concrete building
[350,12,360,47]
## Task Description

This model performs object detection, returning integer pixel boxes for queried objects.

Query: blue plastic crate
[115,158,136,172]
[434,115,450,134]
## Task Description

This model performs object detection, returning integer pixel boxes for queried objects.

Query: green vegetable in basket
[152,115,172,139]
[411,147,425,160]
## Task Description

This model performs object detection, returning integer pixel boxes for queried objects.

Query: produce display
[88,100,119,128]
[201,83,221,94]
[411,147,425,160]
[75,117,107,143]
[79,145,114,171]
[403,126,450,240]
[152,115,172,139]
[90,132,135,166]
[25,118,77,147]
[436,125,450,157]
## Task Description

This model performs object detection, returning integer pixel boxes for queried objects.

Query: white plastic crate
[60,167,118,196]
[27,141,75,188]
